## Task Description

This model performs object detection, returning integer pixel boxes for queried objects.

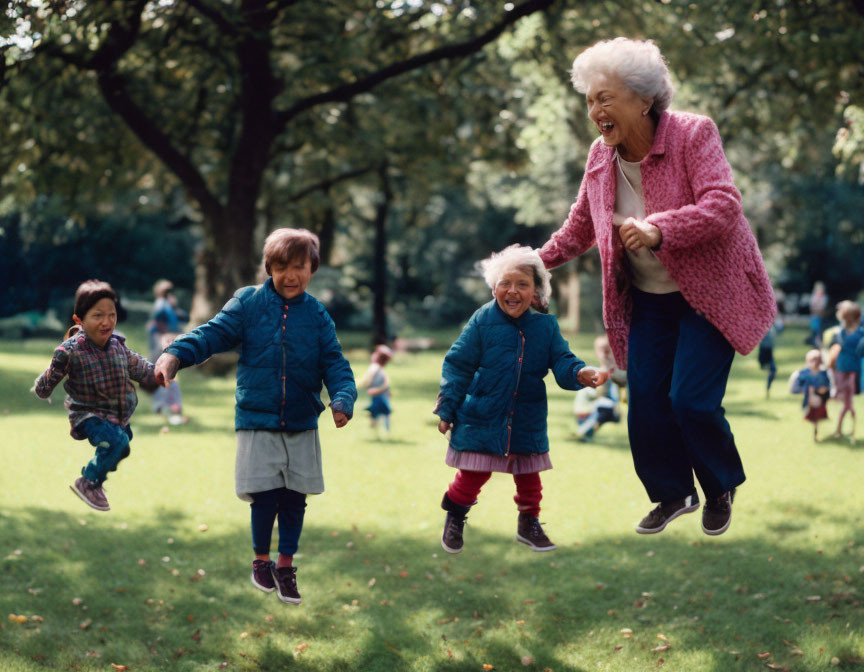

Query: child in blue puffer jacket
[154,228,357,605]
[434,245,609,554]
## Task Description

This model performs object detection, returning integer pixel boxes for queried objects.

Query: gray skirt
[235,429,324,502]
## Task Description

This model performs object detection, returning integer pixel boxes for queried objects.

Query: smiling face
[270,256,314,300]
[494,268,535,319]
[585,72,654,161]
[75,297,117,348]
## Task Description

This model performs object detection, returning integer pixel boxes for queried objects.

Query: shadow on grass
[2,507,862,672]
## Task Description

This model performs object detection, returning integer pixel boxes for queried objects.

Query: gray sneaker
[702,489,735,536]
[635,493,699,534]
[70,477,110,511]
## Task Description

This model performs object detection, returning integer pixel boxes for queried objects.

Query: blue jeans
[79,417,133,486]
[250,488,307,556]
[627,289,745,502]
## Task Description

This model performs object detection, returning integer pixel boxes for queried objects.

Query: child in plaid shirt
[33,280,157,511]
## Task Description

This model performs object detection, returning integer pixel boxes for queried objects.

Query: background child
[147,279,189,425]
[359,344,393,437]
[789,349,831,442]
[154,228,356,606]
[32,280,157,511]
[433,245,608,554]
[827,300,864,439]
[574,334,627,440]
[758,313,784,398]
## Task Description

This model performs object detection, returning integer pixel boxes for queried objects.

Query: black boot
[440,493,471,554]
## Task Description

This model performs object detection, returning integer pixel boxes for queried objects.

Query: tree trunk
[372,166,392,345]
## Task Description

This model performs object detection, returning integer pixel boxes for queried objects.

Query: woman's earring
[642,109,649,116]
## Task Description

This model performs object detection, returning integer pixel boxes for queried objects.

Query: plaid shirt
[33,332,157,439]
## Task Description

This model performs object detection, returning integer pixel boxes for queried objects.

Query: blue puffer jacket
[434,300,586,457]
[166,279,356,431]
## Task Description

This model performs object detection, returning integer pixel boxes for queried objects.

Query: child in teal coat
[434,245,608,554]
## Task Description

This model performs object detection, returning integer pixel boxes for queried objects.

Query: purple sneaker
[274,566,302,604]
[251,559,276,593]
[70,477,110,511]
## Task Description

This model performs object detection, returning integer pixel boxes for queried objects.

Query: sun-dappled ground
[1,326,862,672]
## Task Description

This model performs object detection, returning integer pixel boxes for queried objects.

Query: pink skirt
[445,446,552,474]
[834,370,857,405]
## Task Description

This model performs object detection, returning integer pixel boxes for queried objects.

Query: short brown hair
[262,228,320,275]
[74,279,117,319]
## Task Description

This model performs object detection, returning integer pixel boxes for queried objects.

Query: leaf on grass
[399,571,409,578]
[446,648,453,659]
[620,628,633,638]
[72,597,83,606]
[657,634,669,641]
[296,643,308,652]
[765,665,787,671]
[198,524,208,532]
[522,599,535,604]
[79,619,92,630]
[30,615,44,623]
[789,648,804,656]
[240,631,249,639]
[192,630,200,642]
[9,614,28,624]
[614,645,623,652]
[110,665,129,671]
[521,656,534,665]
[652,645,670,653]
[756,652,771,658]
[805,596,821,602]
[482,665,494,671]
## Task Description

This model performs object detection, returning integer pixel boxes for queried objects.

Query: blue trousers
[250,488,307,556]
[627,289,745,502]
[79,417,133,486]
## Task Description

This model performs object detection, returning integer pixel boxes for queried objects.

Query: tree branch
[185,0,240,37]
[286,165,375,203]
[275,0,557,129]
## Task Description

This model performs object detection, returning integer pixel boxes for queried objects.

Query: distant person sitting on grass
[433,245,609,555]
[359,344,393,438]
[154,228,357,606]
[574,334,627,440]
[827,300,864,440]
[789,349,831,442]
[32,280,157,512]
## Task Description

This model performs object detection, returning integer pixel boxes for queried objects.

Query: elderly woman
[539,38,775,536]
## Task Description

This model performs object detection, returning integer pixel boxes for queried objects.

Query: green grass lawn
[1,326,862,672]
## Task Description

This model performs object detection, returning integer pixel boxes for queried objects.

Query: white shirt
[615,153,679,294]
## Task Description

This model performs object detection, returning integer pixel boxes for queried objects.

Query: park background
[1,1,863,671]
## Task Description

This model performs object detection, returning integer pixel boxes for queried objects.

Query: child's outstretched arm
[319,312,357,427]
[434,315,482,427]
[32,344,72,401]
[126,347,159,392]
[547,317,601,390]
[155,290,247,386]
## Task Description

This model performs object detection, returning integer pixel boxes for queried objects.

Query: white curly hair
[478,245,552,308]
[570,38,675,116]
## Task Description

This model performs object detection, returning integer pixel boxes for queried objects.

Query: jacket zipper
[280,305,289,427]
[505,329,526,457]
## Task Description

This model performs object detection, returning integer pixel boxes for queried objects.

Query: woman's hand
[154,353,181,387]
[332,409,349,428]
[438,420,452,435]
[615,216,661,251]
[577,367,611,388]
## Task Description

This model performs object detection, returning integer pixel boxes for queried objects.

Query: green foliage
[0,200,196,317]
[1,328,863,671]
[834,104,864,184]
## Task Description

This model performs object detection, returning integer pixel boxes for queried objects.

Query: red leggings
[447,469,543,518]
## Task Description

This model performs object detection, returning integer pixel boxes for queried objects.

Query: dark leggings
[250,487,307,556]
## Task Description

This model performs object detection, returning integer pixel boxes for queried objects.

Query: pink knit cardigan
[539,110,776,370]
